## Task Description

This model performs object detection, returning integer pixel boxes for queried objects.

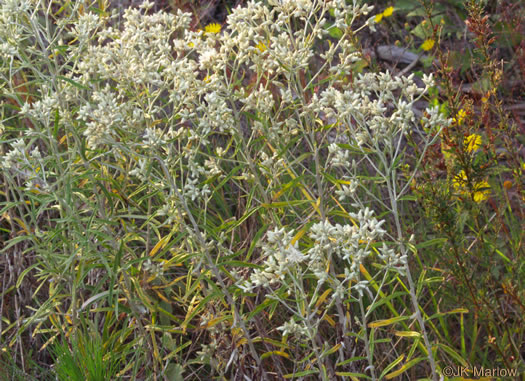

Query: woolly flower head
[199,48,218,69]
[240,227,306,290]
[273,0,314,17]
[71,13,100,42]
[277,318,310,339]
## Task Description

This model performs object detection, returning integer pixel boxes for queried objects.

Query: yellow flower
[453,170,491,202]
[464,134,481,153]
[472,180,491,202]
[453,108,467,125]
[453,170,468,189]
[255,41,267,52]
[376,6,394,22]
[421,39,435,51]
[205,23,221,34]
[383,6,394,17]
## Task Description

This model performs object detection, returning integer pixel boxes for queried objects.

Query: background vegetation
[1,0,523,380]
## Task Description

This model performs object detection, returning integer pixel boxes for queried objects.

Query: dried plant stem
[358,295,377,381]
[389,184,438,381]
[153,155,267,380]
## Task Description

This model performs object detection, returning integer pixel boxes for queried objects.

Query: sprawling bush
[1,0,522,380]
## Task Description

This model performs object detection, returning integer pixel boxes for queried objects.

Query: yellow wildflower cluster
[420,39,435,51]
[441,128,490,202]
[441,133,481,166]
[453,108,467,125]
[464,133,481,153]
[375,6,394,23]
[453,170,491,202]
[188,23,221,48]
[204,23,221,34]
[255,41,267,52]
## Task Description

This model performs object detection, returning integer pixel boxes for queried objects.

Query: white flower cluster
[20,90,60,123]
[377,243,407,276]
[1,139,26,170]
[0,0,454,256]
[239,207,389,342]
[1,0,450,206]
[1,139,51,193]
[242,207,386,292]
[70,12,101,44]
[77,85,130,149]
[0,0,450,373]
[240,227,305,291]
[308,208,386,282]
[0,0,31,59]
[277,317,310,339]
[320,72,436,148]
[75,7,191,87]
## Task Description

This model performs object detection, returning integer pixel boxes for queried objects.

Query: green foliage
[50,323,121,381]
[0,0,523,380]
